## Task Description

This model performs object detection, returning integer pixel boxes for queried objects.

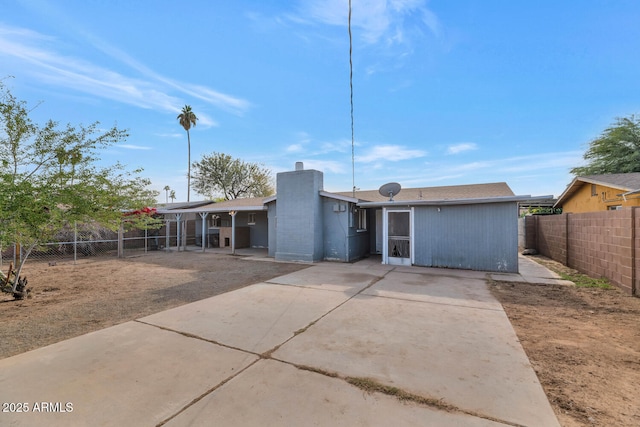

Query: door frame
[382,207,414,265]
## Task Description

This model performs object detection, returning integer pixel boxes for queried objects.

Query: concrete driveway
[0,256,560,426]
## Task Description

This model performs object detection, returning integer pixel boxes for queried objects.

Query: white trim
[411,206,415,265]
[319,191,359,203]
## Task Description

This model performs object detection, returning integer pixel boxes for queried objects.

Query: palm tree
[177,105,198,202]
[169,190,176,203]
[163,185,171,203]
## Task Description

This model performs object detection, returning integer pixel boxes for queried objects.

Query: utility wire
[349,0,356,198]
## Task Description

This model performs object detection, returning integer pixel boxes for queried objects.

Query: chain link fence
[0,220,199,267]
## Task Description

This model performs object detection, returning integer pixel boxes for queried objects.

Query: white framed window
[608,205,622,211]
[357,208,367,231]
[248,212,256,225]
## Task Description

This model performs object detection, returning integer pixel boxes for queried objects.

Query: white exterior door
[383,208,413,266]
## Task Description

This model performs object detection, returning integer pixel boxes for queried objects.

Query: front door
[384,209,412,265]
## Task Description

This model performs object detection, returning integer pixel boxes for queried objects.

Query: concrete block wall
[274,167,324,262]
[528,209,638,296]
[567,211,633,294]
[635,212,640,297]
[533,215,567,264]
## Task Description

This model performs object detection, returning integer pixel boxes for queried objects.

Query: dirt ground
[489,256,640,427]
[0,251,307,360]
[2,252,639,426]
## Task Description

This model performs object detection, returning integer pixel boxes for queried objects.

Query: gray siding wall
[347,231,370,261]
[275,169,324,262]
[322,200,370,262]
[267,202,277,257]
[322,199,349,261]
[247,211,268,248]
[413,202,518,273]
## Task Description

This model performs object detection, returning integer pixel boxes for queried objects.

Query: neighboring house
[158,163,532,273]
[554,173,640,213]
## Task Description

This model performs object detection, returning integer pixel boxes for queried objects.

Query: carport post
[175,213,182,252]
[230,210,237,255]
[164,219,170,252]
[199,212,208,252]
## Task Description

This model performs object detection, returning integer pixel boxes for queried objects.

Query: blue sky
[2,0,639,202]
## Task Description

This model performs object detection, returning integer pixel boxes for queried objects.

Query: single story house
[158,163,533,273]
[554,173,640,213]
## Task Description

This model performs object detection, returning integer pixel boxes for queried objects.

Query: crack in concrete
[142,269,524,427]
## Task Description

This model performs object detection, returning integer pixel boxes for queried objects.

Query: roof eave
[319,191,359,203]
[357,195,533,208]
[157,205,267,215]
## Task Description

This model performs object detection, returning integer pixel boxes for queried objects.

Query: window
[209,215,221,227]
[248,213,256,225]
[608,205,622,211]
[591,184,597,196]
[357,208,367,231]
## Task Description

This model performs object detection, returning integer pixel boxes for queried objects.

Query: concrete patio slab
[393,264,488,279]
[363,270,503,310]
[491,255,575,286]
[274,294,559,427]
[265,263,387,294]
[0,256,562,427]
[140,283,352,354]
[165,359,509,427]
[0,321,256,427]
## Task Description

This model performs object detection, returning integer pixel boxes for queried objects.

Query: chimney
[295,162,304,171]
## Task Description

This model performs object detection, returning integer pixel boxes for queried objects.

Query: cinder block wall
[535,215,568,264]
[527,209,638,296]
[275,167,324,262]
[568,211,634,294]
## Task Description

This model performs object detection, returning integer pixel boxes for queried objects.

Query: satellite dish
[379,182,401,201]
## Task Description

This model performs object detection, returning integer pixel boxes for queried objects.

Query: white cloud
[356,144,427,163]
[295,0,442,45]
[286,144,305,153]
[447,151,583,174]
[300,159,346,174]
[318,138,355,154]
[119,144,151,150]
[0,23,250,120]
[154,132,184,139]
[446,142,478,155]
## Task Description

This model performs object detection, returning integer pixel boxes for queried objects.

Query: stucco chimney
[295,162,304,171]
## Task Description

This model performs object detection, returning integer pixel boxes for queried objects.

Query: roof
[335,182,515,203]
[554,173,640,207]
[156,200,214,210]
[156,182,521,214]
[156,197,268,214]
